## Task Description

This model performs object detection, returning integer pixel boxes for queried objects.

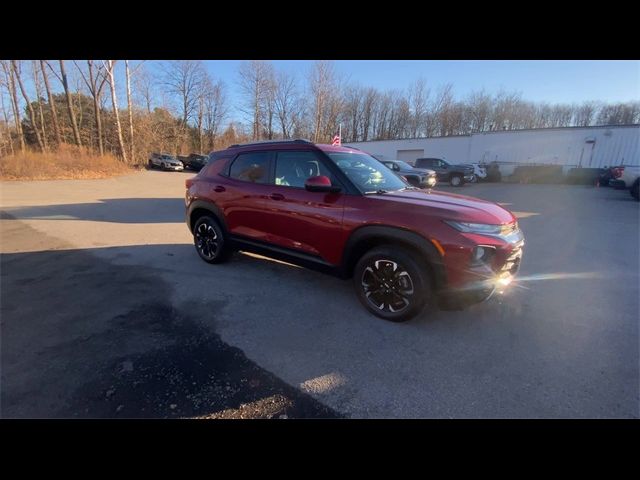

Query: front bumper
[609,179,626,189]
[165,165,184,171]
[464,174,475,182]
[439,233,524,308]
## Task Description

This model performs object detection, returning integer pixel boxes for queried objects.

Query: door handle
[269,193,285,200]
[213,185,226,192]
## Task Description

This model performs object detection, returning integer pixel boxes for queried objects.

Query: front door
[261,150,345,264]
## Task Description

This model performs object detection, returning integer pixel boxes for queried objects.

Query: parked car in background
[178,153,208,171]
[413,158,475,187]
[608,166,640,190]
[185,139,524,322]
[149,153,184,171]
[378,159,437,188]
[470,163,487,182]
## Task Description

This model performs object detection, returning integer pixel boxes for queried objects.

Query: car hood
[403,167,435,175]
[372,189,516,224]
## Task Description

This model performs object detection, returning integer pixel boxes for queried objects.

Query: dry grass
[0,145,135,181]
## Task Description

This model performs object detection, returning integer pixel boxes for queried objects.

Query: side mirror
[305,175,341,193]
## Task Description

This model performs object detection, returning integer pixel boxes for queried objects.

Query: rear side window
[229,152,270,183]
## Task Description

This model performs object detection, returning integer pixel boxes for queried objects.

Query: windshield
[327,152,408,193]
[395,160,414,170]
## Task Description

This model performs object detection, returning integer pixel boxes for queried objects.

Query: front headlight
[445,220,523,243]
[444,221,505,235]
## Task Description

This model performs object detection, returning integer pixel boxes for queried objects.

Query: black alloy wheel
[193,215,230,264]
[354,246,431,322]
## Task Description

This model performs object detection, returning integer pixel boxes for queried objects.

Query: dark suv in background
[178,153,208,171]
[414,158,475,187]
[185,140,524,322]
[378,159,436,188]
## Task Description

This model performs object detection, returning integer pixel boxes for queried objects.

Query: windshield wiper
[364,189,389,195]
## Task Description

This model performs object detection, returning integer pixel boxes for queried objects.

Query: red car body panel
[186,143,524,294]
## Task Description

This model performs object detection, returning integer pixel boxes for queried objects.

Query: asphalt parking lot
[1,171,638,418]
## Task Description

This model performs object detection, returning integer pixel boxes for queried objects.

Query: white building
[346,125,640,174]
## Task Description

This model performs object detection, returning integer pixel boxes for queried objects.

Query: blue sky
[145,60,639,123]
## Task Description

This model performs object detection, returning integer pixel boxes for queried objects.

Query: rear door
[216,151,273,242]
[260,150,345,264]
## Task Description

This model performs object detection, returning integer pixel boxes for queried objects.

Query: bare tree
[103,60,127,162]
[0,78,15,155]
[466,89,492,132]
[51,60,82,146]
[12,61,45,151]
[133,64,155,114]
[202,78,228,150]
[32,61,48,150]
[125,60,135,160]
[309,61,340,142]
[1,61,25,151]
[408,78,429,138]
[238,60,273,140]
[161,60,206,127]
[272,70,299,139]
[74,60,109,154]
[39,60,62,145]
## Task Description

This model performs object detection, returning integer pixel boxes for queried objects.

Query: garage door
[397,149,424,165]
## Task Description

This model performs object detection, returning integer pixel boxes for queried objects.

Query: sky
[152,60,640,124]
[7,60,639,127]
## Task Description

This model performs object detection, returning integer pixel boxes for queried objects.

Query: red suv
[185,140,524,322]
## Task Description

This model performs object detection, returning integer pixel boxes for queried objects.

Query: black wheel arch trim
[342,225,447,289]
[187,199,228,235]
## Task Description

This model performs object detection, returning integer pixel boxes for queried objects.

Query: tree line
[1,60,638,162]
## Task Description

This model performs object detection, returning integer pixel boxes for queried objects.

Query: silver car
[148,153,184,171]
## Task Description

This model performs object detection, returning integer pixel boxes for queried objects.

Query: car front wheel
[193,215,231,264]
[450,174,464,187]
[354,246,432,322]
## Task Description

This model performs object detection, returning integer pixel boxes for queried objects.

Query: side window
[229,152,270,183]
[274,151,334,188]
[383,162,394,170]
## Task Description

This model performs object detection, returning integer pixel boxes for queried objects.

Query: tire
[193,215,231,264]
[353,245,432,322]
[148,159,155,169]
[450,174,464,187]
[631,179,639,201]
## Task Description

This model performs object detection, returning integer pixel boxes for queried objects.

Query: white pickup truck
[609,165,640,201]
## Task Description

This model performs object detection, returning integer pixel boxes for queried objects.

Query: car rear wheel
[450,174,464,187]
[193,215,231,264]
[354,246,432,322]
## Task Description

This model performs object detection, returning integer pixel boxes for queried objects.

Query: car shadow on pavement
[0,231,341,419]
[1,198,186,224]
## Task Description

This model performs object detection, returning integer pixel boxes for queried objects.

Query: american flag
[331,124,342,146]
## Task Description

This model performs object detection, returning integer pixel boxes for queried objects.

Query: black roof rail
[227,139,313,149]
